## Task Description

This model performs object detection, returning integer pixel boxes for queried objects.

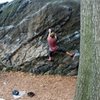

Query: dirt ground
[0,71,77,100]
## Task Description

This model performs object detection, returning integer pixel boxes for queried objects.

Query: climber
[47,28,74,61]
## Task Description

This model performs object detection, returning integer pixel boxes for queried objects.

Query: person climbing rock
[47,28,74,61]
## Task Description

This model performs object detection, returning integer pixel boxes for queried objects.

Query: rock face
[0,0,80,75]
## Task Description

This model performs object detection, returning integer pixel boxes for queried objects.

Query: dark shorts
[49,47,66,57]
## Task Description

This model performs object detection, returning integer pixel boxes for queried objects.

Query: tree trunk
[74,0,100,100]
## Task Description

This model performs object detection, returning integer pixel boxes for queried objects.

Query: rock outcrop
[0,0,80,75]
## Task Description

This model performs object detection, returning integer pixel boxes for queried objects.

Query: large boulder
[0,0,80,75]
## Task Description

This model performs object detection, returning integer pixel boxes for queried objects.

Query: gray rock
[0,0,80,75]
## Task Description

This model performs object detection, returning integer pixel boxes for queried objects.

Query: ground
[0,72,77,100]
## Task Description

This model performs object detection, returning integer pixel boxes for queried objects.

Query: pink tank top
[47,36,58,51]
